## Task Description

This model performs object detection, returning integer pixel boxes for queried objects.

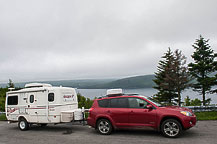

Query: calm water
[77,88,217,104]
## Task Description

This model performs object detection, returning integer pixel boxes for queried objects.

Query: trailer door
[35,91,48,123]
[48,91,55,122]
[26,93,37,123]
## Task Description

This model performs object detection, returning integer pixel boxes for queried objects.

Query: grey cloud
[0,0,217,82]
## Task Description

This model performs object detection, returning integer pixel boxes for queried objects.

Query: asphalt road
[0,121,217,144]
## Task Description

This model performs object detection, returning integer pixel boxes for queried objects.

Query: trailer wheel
[18,118,29,131]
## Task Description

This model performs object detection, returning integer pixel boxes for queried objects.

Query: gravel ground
[0,121,217,144]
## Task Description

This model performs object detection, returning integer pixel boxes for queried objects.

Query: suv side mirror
[139,103,144,107]
[146,105,153,109]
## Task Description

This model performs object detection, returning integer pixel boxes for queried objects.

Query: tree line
[153,35,217,106]
[0,79,15,111]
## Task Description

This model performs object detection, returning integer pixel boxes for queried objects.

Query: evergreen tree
[167,50,190,106]
[212,73,217,93]
[153,48,177,105]
[153,48,190,106]
[188,35,217,106]
[8,79,14,88]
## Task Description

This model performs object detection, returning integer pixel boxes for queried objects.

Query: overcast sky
[0,0,217,83]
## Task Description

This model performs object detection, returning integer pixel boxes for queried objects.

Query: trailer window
[8,96,18,105]
[30,95,34,103]
[48,93,54,102]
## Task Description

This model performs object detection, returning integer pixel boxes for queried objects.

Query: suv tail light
[88,107,94,117]
[89,107,94,112]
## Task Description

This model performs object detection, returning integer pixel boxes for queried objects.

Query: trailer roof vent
[25,83,52,88]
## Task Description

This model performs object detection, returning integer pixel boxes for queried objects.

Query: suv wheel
[161,119,182,138]
[97,119,112,135]
[18,118,29,131]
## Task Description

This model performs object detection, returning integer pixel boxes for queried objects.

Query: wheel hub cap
[20,121,26,129]
[99,121,109,134]
[164,122,179,137]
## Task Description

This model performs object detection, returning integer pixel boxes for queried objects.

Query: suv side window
[98,99,109,108]
[128,97,148,109]
[110,98,128,108]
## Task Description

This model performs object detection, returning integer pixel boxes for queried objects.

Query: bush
[0,114,7,121]
[0,88,8,112]
[190,98,202,106]
[77,93,94,109]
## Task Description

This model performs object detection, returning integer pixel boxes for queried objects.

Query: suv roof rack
[97,93,140,99]
[125,93,140,96]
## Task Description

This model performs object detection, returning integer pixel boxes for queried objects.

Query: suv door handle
[107,110,110,113]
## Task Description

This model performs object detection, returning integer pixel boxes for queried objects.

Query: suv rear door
[106,97,130,128]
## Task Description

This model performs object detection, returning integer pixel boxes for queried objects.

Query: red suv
[87,94,196,138]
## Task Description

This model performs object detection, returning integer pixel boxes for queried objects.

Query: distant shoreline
[0,74,156,89]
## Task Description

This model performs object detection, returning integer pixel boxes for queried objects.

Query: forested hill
[86,75,156,89]
[0,75,156,89]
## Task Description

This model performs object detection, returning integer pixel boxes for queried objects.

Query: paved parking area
[0,121,217,144]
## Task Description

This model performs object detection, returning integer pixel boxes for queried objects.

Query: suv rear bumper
[87,117,95,128]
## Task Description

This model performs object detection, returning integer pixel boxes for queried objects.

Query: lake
[77,88,217,104]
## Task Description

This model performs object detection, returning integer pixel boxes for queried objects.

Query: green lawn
[195,111,217,120]
[0,114,7,121]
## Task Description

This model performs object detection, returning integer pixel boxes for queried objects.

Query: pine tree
[212,74,217,93]
[153,48,177,105]
[8,79,15,88]
[168,50,190,106]
[153,48,190,106]
[188,35,217,106]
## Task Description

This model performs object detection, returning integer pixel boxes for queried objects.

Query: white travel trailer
[5,83,84,131]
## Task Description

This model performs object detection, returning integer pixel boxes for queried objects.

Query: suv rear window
[98,99,109,108]
[110,98,128,108]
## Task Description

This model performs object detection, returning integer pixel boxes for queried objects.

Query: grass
[0,114,7,121]
[195,111,217,120]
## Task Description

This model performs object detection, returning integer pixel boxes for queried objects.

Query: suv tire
[18,118,29,131]
[96,119,112,135]
[161,119,182,138]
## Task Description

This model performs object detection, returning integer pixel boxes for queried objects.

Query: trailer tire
[18,118,29,131]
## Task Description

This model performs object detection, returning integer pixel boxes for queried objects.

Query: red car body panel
[87,95,197,130]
